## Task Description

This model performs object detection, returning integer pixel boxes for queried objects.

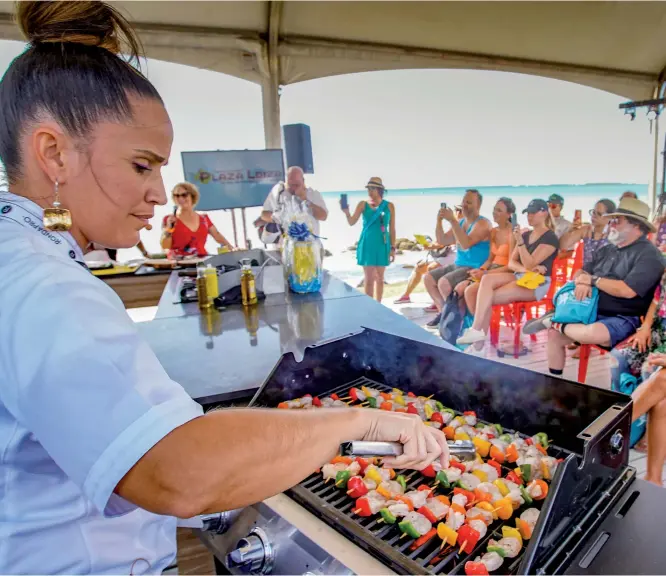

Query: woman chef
[0,2,448,574]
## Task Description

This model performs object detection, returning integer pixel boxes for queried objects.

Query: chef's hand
[361,411,449,471]
[648,352,666,367]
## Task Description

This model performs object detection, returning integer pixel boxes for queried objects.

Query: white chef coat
[0,192,203,574]
[262,182,328,237]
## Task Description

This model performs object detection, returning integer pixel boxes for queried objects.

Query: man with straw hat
[524,197,665,377]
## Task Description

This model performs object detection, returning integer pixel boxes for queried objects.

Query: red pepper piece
[354,497,373,516]
[349,388,360,402]
[506,471,524,485]
[525,437,533,446]
[380,392,392,400]
[420,464,437,478]
[330,393,340,401]
[465,561,490,575]
[453,487,476,506]
[303,394,312,398]
[431,412,444,425]
[417,484,433,493]
[457,524,481,554]
[417,505,438,524]
[463,411,476,417]
[407,404,419,415]
[312,397,322,407]
[356,457,370,474]
[410,527,437,550]
[407,392,416,397]
[346,476,368,499]
[277,402,289,409]
[449,461,466,473]
[486,459,502,475]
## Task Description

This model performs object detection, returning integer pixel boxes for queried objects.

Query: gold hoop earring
[43,179,72,232]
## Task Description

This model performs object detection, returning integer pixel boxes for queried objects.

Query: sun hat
[606,197,656,232]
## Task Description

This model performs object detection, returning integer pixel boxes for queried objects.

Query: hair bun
[16,1,141,58]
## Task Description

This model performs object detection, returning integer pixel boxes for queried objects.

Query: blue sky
[0,39,655,192]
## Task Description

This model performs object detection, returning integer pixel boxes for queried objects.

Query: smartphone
[440,202,447,209]
[574,209,582,226]
[510,213,518,228]
[340,193,349,210]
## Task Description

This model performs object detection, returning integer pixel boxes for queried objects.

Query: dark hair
[0,1,163,183]
[497,196,516,215]
[597,198,616,214]
[621,191,638,200]
[466,189,483,205]
[634,220,651,235]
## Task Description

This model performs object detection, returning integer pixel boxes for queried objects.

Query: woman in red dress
[160,182,235,258]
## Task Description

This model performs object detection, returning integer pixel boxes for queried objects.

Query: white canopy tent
[0,1,664,203]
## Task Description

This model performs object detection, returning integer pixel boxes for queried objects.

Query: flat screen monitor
[181,149,284,210]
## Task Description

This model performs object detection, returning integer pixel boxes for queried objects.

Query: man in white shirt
[261,166,328,240]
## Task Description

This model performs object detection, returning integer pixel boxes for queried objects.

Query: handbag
[439,292,464,345]
[552,281,599,324]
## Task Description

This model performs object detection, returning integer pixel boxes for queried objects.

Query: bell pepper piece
[516,517,533,540]
[464,561,489,576]
[331,456,353,465]
[346,476,368,499]
[421,464,437,478]
[377,484,393,500]
[379,507,397,524]
[335,470,351,488]
[356,457,370,474]
[493,479,510,496]
[418,484,433,493]
[395,408,408,413]
[458,524,481,554]
[450,502,466,515]
[394,395,406,406]
[471,469,488,483]
[502,526,523,547]
[431,412,445,425]
[453,487,476,505]
[436,495,451,506]
[505,470,523,485]
[411,527,437,550]
[474,488,493,503]
[398,520,421,539]
[494,423,503,435]
[541,459,551,481]
[477,501,498,520]
[354,497,373,517]
[520,464,533,483]
[529,479,549,501]
[463,411,477,417]
[472,437,491,458]
[487,545,507,558]
[407,403,420,415]
[520,485,533,506]
[387,467,396,480]
[449,460,466,473]
[486,459,502,476]
[443,426,456,440]
[506,444,519,463]
[489,445,505,463]
[330,394,340,401]
[277,402,289,409]
[392,388,404,396]
[365,467,383,485]
[494,497,513,520]
[395,494,415,511]
[536,443,548,456]
[437,523,458,546]
[367,397,378,409]
[443,408,456,416]
[535,432,549,448]
[396,474,407,492]
[380,392,392,401]
[499,433,512,443]
[435,470,450,489]
[435,400,445,412]
[349,388,359,402]
[418,505,438,524]
[407,391,416,398]
[380,401,393,411]
[312,397,322,407]
[424,403,435,420]
[525,437,533,446]
[455,430,471,441]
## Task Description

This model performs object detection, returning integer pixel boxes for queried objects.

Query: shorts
[514,272,552,301]
[429,264,472,288]
[595,315,642,349]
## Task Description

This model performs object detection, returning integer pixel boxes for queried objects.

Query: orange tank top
[491,236,510,266]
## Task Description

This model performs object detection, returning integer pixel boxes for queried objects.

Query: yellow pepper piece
[365,468,383,485]
[541,459,551,480]
[394,395,406,406]
[471,469,488,483]
[475,452,484,465]
[493,479,510,497]
[476,501,498,520]
[425,404,434,419]
[361,386,374,398]
[377,484,393,499]
[437,523,458,546]
[453,416,465,427]
[392,388,404,396]
[455,431,471,441]
[494,497,513,520]
[472,437,491,458]
[502,526,523,547]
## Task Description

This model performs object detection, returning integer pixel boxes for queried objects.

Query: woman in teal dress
[342,177,396,301]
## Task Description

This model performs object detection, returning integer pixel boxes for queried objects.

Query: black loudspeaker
[283,123,314,174]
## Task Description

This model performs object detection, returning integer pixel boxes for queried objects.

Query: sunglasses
[173,193,190,198]
[548,202,561,209]
[589,209,607,218]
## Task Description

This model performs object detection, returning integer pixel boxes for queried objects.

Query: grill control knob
[226,528,273,574]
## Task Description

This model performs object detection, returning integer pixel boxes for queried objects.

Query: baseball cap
[547,193,564,206]
[522,199,549,214]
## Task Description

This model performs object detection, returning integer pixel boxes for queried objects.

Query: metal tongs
[339,440,476,461]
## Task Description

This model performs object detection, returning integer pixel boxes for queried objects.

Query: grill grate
[286,377,579,575]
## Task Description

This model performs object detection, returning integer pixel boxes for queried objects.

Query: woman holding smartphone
[342,177,396,302]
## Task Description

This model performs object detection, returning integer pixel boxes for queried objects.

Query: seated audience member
[161,183,235,258]
[523,198,665,376]
[620,190,638,201]
[455,197,516,316]
[547,193,572,239]
[653,212,666,252]
[423,189,492,327]
[621,354,666,485]
[456,199,559,353]
[394,246,454,305]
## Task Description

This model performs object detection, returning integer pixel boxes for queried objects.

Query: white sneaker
[465,342,486,356]
[456,327,486,345]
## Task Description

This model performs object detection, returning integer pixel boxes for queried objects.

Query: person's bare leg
[437,276,454,309]
[424,271,444,311]
[400,261,429,298]
[562,323,612,347]
[375,267,386,302]
[632,370,666,420]
[363,266,375,298]
[547,328,574,372]
[645,397,666,485]
[469,273,516,332]
[464,282,481,316]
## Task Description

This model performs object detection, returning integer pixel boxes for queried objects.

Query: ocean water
[118,183,649,284]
